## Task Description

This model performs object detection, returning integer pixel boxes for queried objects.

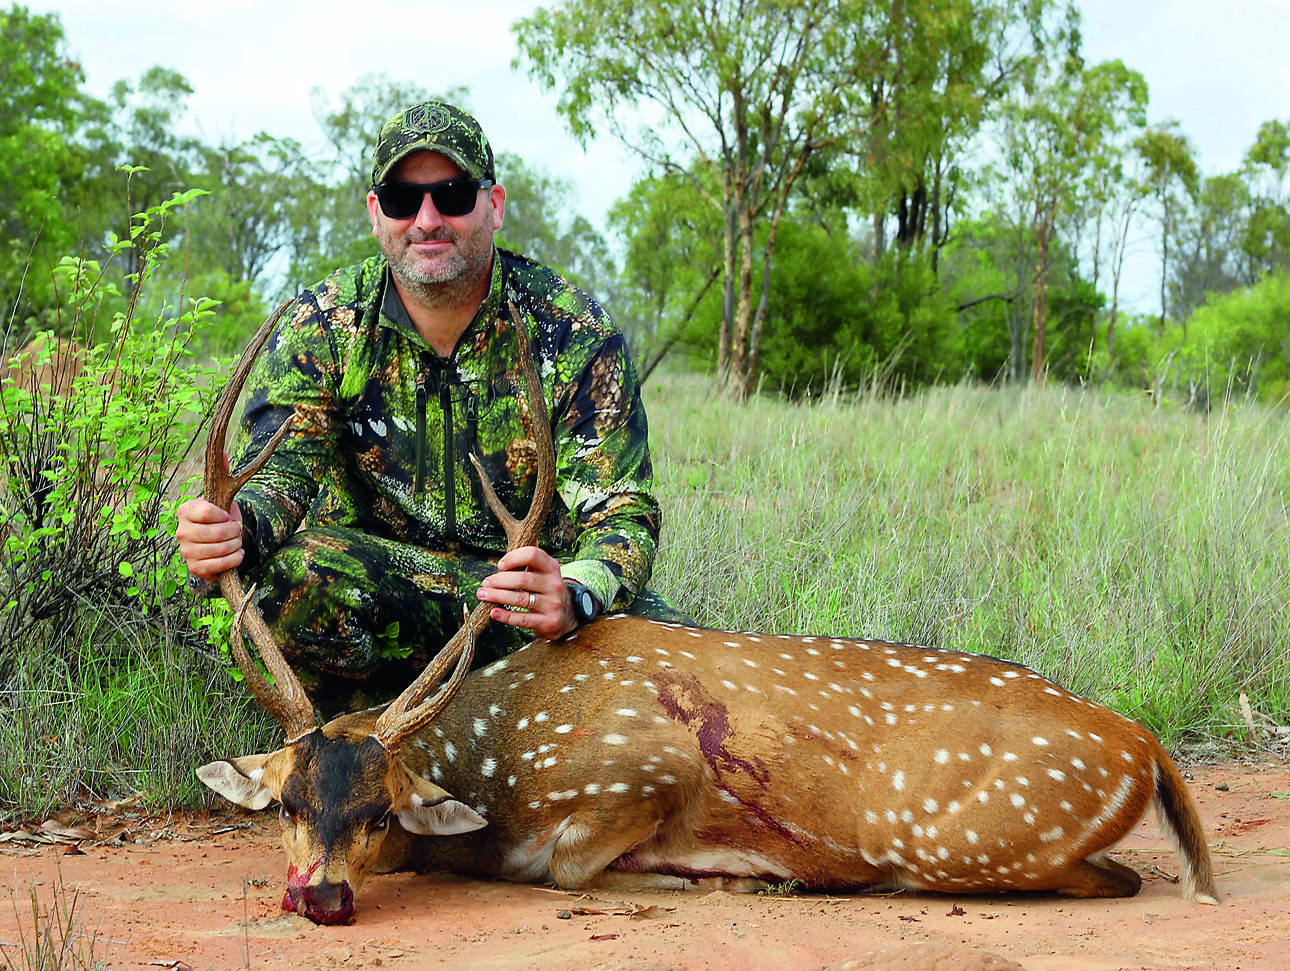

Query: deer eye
[278,804,294,823]
[372,813,390,832]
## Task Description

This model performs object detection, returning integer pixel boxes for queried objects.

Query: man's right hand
[175,498,244,580]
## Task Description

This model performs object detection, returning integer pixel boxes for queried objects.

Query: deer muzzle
[283,861,356,925]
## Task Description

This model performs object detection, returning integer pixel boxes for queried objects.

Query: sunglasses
[372,179,494,219]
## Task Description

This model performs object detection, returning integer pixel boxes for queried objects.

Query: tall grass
[0,604,279,819]
[1,374,1284,820]
[645,375,1290,749]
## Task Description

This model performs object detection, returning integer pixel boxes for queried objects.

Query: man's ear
[366,190,382,237]
[489,183,506,231]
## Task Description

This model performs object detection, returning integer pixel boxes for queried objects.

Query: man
[176,101,686,715]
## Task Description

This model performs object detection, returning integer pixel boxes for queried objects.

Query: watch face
[576,589,596,621]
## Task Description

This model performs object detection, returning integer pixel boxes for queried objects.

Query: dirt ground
[1,762,1286,971]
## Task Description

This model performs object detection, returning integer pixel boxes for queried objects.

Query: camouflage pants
[248,525,692,718]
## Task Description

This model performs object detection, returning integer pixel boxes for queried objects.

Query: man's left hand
[476,546,576,640]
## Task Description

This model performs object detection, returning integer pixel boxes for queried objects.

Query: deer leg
[1053,853,1143,898]
[547,810,672,891]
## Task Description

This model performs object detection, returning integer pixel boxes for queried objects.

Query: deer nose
[283,880,355,925]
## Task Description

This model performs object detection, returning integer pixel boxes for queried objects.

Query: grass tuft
[1,875,106,971]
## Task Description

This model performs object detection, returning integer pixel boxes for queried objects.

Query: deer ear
[196,753,278,810]
[397,778,488,835]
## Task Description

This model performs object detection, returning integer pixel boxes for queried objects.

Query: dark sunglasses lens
[376,184,424,219]
[429,181,481,216]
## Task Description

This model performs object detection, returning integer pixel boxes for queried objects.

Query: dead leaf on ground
[41,819,97,841]
[98,793,143,813]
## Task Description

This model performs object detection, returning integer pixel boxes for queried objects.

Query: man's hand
[476,546,576,641]
[175,498,244,580]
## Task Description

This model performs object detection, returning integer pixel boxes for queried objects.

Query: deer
[196,308,1218,926]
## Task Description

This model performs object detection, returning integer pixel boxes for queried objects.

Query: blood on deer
[196,309,1217,925]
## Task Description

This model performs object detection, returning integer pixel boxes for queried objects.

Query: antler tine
[205,300,316,740]
[374,303,554,748]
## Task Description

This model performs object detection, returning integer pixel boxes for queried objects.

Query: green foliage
[751,223,960,395]
[1181,272,1290,404]
[0,6,86,326]
[0,183,283,816]
[515,0,906,397]
[493,151,616,295]
[608,172,722,378]
[0,189,214,652]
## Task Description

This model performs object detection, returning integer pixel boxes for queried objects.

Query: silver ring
[528,592,536,609]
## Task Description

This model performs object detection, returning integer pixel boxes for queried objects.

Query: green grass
[0,601,278,819]
[1,376,1286,819]
[644,375,1290,750]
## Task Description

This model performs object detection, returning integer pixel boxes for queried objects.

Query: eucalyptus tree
[999,48,1147,381]
[1241,119,1290,280]
[858,0,1039,270]
[516,0,893,400]
[608,173,723,381]
[1134,125,1198,334]
[1171,173,1255,318]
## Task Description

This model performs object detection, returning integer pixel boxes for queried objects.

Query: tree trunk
[716,197,738,392]
[730,203,757,401]
[1031,222,1051,384]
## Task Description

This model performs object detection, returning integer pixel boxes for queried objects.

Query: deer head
[197,302,554,925]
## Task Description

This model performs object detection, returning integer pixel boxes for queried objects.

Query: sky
[26,0,1290,310]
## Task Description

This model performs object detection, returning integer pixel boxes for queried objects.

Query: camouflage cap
[371,102,495,186]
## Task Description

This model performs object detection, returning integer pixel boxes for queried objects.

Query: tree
[998,48,1147,381]
[516,0,885,400]
[186,134,315,289]
[1241,119,1290,280]
[1171,172,1254,318]
[858,0,1036,270]
[84,66,200,280]
[0,5,86,330]
[608,173,723,380]
[1135,124,1198,335]
[493,152,615,296]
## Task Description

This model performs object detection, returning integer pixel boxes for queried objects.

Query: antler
[374,302,555,750]
[205,301,317,741]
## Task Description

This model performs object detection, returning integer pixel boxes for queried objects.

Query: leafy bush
[1180,272,1290,404]
[0,179,277,815]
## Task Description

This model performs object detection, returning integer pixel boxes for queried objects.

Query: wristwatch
[564,580,601,629]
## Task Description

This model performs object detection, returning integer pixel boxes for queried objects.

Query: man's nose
[412,191,447,230]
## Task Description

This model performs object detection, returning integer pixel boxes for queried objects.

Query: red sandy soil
[1,762,1286,971]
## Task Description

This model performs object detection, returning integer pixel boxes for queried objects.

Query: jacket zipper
[414,371,427,496]
[441,379,456,543]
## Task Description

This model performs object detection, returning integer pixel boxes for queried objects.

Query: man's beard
[383,226,492,307]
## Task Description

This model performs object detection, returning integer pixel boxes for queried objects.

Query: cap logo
[405,103,452,135]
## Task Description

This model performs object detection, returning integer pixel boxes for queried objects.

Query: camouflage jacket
[230,249,660,612]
